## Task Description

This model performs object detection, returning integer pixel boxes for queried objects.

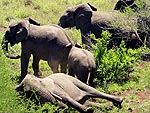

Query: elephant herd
[1,0,148,112]
[1,18,96,86]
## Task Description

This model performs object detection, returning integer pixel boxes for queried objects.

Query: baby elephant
[68,43,96,86]
[15,73,123,113]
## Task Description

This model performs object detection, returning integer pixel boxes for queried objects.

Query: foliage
[0,0,150,113]
[93,30,141,87]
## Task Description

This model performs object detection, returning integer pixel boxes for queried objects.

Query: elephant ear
[25,17,40,26]
[16,21,28,43]
[74,7,92,29]
[87,3,97,11]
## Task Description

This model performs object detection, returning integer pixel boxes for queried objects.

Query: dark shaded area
[141,53,150,61]
[114,0,138,12]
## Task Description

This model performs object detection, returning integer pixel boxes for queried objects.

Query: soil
[123,61,150,113]
[137,90,150,102]
[0,27,7,31]
[128,89,150,113]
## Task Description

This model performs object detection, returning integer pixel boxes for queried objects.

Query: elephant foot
[113,97,123,109]
[18,76,25,83]
[85,107,93,113]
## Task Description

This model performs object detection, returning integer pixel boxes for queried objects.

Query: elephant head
[58,3,97,29]
[1,18,40,59]
[58,3,97,47]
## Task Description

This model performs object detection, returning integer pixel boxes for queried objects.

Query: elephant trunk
[1,35,20,59]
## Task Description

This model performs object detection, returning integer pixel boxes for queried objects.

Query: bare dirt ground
[128,89,150,113]
[123,61,150,113]
[0,27,7,31]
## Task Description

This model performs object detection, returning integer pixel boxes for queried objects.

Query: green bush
[93,31,141,87]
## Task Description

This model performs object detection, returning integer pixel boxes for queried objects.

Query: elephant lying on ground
[1,18,72,82]
[68,43,96,86]
[15,73,123,113]
[58,3,145,49]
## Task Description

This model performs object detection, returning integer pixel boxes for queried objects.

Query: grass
[0,0,150,112]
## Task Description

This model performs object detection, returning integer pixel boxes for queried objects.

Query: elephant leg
[76,67,88,84]
[20,52,31,83]
[80,29,93,48]
[70,77,123,108]
[68,66,75,77]
[60,62,67,73]
[60,93,93,113]
[48,59,59,73]
[32,56,42,76]
[82,35,92,45]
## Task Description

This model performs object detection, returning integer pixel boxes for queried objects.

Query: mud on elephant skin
[58,3,147,49]
[68,43,96,86]
[15,73,123,113]
[1,18,72,82]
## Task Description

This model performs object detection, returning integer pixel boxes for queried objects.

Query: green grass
[0,0,150,112]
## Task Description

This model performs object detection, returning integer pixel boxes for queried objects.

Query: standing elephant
[58,3,98,47]
[15,73,123,113]
[58,3,144,49]
[1,18,72,82]
[68,43,95,86]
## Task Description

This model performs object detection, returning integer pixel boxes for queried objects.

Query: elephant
[15,73,123,113]
[114,0,138,12]
[1,18,72,82]
[58,3,146,49]
[114,0,150,48]
[58,3,98,47]
[68,43,96,86]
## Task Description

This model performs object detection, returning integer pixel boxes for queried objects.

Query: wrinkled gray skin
[58,3,98,46]
[68,43,96,86]
[58,3,142,49]
[15,73,123,113]
[1,18,72,82]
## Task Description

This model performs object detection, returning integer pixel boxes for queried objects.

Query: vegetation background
[0,0,150,113]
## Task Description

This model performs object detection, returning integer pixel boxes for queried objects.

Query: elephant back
[49,24,72,45]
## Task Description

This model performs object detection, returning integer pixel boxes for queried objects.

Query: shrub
[93,30,140,87]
